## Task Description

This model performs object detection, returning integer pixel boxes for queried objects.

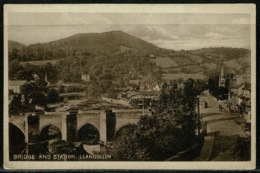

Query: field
[150,57,178,68]
[162,73,207,81]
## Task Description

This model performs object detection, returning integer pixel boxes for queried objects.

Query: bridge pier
[24,115,29,144]
[100,111,107,145]
[61,114,67,141]
[25,113,40,154]
[24,115,29,154]
[66,113,77,142]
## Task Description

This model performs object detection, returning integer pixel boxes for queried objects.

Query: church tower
[219,66,225,87]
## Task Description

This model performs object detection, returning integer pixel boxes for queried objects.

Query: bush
[232,135,250,161]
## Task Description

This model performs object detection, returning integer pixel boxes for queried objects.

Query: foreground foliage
[112,79,204,160]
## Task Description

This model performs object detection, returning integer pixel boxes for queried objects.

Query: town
[8,49,251,161]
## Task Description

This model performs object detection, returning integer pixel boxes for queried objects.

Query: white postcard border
[3,4,256,170]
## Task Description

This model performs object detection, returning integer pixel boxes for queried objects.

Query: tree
[9,59,24,79]
[232,136,251,161]
[99,80,113,93]
[111,124,150,161]
[20,78,48,108]
[9,94,22,114]
[105,87,118,99]
[9,48,20,62]
[20,82,39,98]
[31,92,46,106]
[136,114,183,160]
[112,79,199,161]
[194,79,208,95]
[47,89,60,104]
[42,62,58,84]
[86,82,102,99]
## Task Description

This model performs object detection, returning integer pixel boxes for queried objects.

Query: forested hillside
[8,31,161,62]
[9,31,251,85]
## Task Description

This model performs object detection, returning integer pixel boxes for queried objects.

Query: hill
[48,31,160,54]
[9,31,161,61]
[155,47,251,81]
[8,40,26,51]
[8,31,251,82]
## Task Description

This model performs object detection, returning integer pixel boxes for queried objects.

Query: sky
[7,12,251,50]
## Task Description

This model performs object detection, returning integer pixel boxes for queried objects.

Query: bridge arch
[77,123,100,144]
[9,123,26,156]
[9,122,25,137]
[115,123,137,138]
[40,124,62,141]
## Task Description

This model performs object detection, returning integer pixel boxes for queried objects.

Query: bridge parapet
[77,111,101,132]
[39,114,63,132]
[115,119,140,133]
[113,109,151,133]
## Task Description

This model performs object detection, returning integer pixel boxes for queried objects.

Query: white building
[82,74,90,82]
[9,80,27,94]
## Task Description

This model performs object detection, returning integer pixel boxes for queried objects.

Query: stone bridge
[9,109,150,144]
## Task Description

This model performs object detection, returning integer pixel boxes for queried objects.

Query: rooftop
[9,80,27,86]
[60,92,86,97]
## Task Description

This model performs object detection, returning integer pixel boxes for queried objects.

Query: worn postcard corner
[4,4,256,170]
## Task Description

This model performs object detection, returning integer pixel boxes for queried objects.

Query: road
[200,93,246,161]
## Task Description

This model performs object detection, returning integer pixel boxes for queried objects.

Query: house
[82,74,90,82]
[239,82,251,122]
[229,73,251,122]
[9,80,27,94]
[230,82,245,105]
[229,74,250,105]
[140,79,159,92]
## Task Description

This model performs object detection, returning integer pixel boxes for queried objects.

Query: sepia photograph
[4,4,256,170]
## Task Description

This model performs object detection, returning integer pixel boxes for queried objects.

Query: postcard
[4,4,256,170]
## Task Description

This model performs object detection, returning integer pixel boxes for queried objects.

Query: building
[82,74,90,82]
[229,74,251,122]
[229,74,250,104]
[239,82,251,122]
[140,79,159,92]
[9,80,27,94]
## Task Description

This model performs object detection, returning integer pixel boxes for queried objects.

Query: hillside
[48,31,161,54]
[154,47,251,80]
[8,31,251,82]
[8,40,26,51]
[9,31,161,61]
